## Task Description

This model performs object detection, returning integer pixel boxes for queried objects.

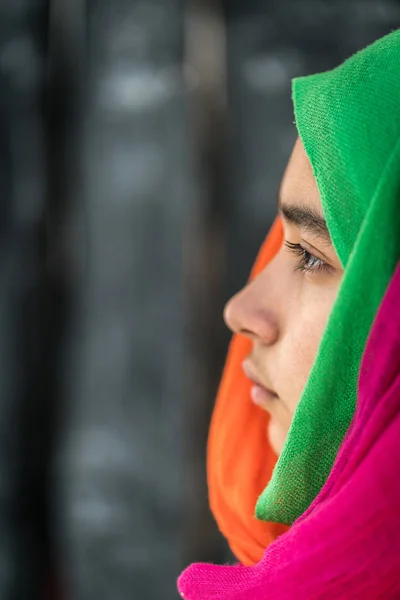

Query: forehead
[280,137,322,215]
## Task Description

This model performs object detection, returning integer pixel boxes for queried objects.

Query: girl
[179,29,400,599]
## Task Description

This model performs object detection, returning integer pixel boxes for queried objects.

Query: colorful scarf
[179,28,400,598]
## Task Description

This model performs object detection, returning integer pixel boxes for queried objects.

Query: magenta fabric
[178,263,400,600]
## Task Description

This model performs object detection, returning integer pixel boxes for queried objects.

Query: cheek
[277,289,336,413]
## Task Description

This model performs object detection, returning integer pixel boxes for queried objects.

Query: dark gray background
[0,1,398,598]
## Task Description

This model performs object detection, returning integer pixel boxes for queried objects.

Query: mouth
[242,359,278,406]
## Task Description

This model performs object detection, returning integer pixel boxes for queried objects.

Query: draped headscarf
[179,28,400,598]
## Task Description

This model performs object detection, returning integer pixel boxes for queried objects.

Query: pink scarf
[178,263,400,599]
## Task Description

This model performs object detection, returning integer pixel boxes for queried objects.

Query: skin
[224,138,344,456]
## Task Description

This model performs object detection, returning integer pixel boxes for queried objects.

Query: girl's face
[224,138,344,456]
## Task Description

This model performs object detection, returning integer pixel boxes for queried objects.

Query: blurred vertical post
[46,0,85,594]
[182,0,232,565]
[0,1,60,597]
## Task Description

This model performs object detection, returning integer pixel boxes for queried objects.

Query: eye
[284,241,333,275]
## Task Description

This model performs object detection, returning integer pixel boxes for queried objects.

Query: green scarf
[256,29,400,524]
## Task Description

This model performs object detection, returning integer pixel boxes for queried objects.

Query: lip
[242,359,278,406]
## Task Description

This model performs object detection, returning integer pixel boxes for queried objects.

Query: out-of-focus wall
[0,1,398,599]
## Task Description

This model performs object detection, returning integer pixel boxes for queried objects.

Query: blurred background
[0,1,399,598]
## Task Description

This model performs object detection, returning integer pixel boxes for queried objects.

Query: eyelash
[284,241,332,275]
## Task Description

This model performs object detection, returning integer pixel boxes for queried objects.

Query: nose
[223,273,279,345]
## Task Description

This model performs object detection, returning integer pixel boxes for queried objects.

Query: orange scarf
[207,217,289,565]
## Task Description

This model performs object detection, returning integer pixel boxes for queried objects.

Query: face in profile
[224,138,344,456]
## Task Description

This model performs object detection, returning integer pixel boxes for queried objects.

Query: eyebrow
[278,197,332,244]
